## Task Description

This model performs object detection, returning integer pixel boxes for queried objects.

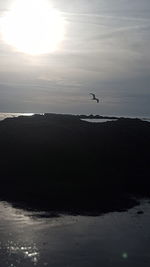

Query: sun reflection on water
[5,240,40,265]
[0,201,76,266]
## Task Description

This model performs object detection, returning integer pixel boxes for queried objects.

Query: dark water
[0,200,150,266]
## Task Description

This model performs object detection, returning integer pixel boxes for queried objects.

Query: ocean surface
[0,200,150,267]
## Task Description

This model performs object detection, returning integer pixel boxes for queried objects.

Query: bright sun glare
[0,0,66,55]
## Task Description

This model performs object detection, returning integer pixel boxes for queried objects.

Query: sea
[0,200,150,267]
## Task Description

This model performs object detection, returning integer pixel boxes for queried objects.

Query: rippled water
[0,200,150,267]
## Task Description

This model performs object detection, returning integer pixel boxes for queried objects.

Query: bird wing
[90,93,95,98]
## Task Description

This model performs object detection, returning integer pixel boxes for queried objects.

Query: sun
[0,0,66,55]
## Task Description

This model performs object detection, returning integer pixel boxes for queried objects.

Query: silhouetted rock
[137,210,144,214]
[0,113,149,213]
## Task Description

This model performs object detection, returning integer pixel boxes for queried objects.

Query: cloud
[0,0,149,116]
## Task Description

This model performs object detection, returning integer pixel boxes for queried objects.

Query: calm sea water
[0,200,150,267]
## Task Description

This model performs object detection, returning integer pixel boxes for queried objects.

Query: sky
[0,0,150,116]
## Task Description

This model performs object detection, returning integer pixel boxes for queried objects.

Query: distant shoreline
[0,112,150,122]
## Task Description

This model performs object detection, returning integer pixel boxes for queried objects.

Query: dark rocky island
[0,113,150,214]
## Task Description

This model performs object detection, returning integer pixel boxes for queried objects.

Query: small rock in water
[137,210,144,215]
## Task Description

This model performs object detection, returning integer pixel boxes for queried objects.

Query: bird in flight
[90,93,99,103]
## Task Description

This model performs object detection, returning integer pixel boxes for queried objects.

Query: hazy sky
[0,0,150,116]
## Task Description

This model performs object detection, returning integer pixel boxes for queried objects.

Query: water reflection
[81,118,118,123]
[0,201,40,266]
[0,201,77,266]
[0,200,150,266]
[6,241,39,265]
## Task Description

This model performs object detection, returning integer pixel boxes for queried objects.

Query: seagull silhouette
[90,93,99,103]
